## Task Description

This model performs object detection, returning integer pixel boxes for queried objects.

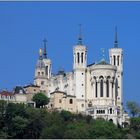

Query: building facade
[34,28,129,125]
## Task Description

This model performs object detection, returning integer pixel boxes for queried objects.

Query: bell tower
[73,25,87,112]
[34,39,52,94]
[109,27,123,111]
[73,25,87,69]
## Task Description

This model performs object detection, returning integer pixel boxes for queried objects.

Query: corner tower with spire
[109,26,123,117]
[73,24,87,112]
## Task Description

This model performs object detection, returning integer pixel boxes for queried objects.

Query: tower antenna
[43,38,47,58]
[114,26,118,48]
[77,24,83,45]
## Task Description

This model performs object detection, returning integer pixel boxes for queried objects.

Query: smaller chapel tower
[73,25,87,113]
[109,27,123,112]
[34,39,52,93]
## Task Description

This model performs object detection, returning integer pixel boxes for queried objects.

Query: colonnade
[92,76,117,101]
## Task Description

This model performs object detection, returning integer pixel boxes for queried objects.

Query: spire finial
[39,48,43,59]
[114,26,118,48]
[43,38,47,58]
[77,24,83,45]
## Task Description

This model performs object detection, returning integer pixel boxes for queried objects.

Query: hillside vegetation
[0,100,140,139]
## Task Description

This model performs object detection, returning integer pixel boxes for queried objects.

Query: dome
[36,59,45,69]
[96,58,111,66]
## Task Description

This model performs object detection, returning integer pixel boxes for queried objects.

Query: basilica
[34,27,129,125]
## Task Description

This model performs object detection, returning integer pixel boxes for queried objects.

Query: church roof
[87,62,95,67]
[96,58,111,66]
[23,84,40,88]
[13,86,26,94]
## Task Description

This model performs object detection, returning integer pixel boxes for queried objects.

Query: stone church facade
[34,28,129,125]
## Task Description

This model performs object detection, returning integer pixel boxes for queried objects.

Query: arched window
[81,52,84,63]
[110,108,112,114]
[113,55,116,66]
[100,79,103,97]
[46,66,48,75]
[95,81,98,98]
[42,72,44,76]
[77,53,80,63]
[69,99,73,104]
[117,55,119,66]
[38,72,40,76]
[106,79,109,97]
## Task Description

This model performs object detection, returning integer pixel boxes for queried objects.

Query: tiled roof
[0,91,14,96]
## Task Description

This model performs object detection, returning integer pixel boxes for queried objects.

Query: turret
[109,27,123,112]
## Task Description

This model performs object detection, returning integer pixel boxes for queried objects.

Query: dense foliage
[0,100,140,139]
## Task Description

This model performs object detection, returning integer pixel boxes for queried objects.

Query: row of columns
[92,78,116,102]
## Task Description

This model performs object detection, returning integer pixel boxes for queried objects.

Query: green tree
[126,101,140,117]
[32,93,49,108]
[0,100,7,130]
[88,119,123,139]
[23,108,46,139]
[10,116,29,138]
[64,122,90,139]
[41,124,64,139]
[60,110,74,122]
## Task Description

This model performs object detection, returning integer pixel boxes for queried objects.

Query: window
[59,99,62,103]
[117,55,119,66]
[110,108,112,114]
[81,52,84,63]
[82,84,84,86]
[41,81,44,85]
[100,79,103,97]
[88,103,92,107]
[106,80,109,97]
[38,72,40,76]
[95,82,98,98]
[81,104,84,107]
[113,55,116,65]
[69,99,73,104]
[42,72,44,76]
[46,66,48,75]
[82,73,83,75]
[82,95,84,97]
[77,53,80,63]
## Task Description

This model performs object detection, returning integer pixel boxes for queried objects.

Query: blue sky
[0,2,139,106]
